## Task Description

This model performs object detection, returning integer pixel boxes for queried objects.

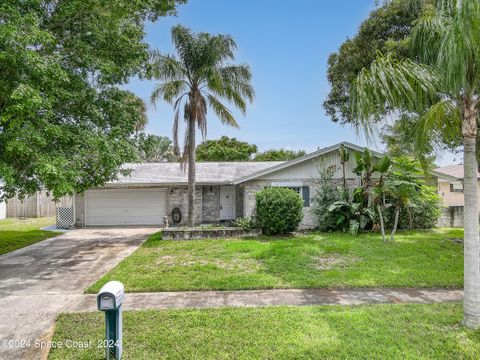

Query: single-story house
[74,141,453,229]
[435,164,479,227]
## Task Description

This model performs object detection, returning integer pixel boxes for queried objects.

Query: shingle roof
[435,164,480,180]
[111,161,284,185]
[109,141,458,185]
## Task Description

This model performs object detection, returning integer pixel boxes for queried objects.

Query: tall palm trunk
[187,116,196,227]
[462,100,480,328]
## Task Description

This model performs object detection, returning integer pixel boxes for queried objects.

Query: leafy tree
[134,134,176,162]
[0,0,185,199]
[351,0,480,328]
[150,25,254,226]
[254,149,306,161]
[381,114,436,168]
[196,136,257,161]
[324,0,425,124]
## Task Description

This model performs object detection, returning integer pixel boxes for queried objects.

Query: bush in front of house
[255,187,303,235]
[234,217,257,230]
[312,165,343,232]
[384,184,441,230]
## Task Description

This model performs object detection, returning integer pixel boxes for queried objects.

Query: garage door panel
[85,189,166,226]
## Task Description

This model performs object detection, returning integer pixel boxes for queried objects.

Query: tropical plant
[386,184,441,230]
[339,144,350,192]
[351,0,480,327]
[328,199,376,235]
[312,165,342,231]
[150,25,254,226]
[382,157,421,241]
[255,187,303,235]
[352,149,392,208]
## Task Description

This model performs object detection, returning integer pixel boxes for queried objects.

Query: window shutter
[302,186,310,207]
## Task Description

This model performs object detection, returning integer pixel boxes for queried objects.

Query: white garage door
[85,189,166,226]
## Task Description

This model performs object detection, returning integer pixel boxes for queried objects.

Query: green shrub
[234,217,257,230]
[255,187,303,235]
[384,185,441,229]
[312,166,343,231]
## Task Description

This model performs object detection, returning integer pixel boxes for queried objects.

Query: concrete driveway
[0,227,159,360]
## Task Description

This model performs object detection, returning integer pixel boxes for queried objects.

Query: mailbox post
[97,281,125,359]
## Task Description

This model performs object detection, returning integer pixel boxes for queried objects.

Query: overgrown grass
[87,228,464,293]
[0,217,58,255]
[48,303,480,359]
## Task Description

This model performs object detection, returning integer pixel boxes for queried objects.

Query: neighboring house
[435,165,479,227]
[74,142,452,229]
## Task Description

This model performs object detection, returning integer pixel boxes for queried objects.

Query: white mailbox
[97,281,125,359]
[97,281,125,311]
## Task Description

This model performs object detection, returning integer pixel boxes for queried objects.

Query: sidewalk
[66,288,463,313]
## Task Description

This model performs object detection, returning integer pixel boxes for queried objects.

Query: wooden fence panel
[6,192,73,218]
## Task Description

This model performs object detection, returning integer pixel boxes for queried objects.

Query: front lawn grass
[87,228,464,293]
[48,303,480,359]
[0,217,58,255]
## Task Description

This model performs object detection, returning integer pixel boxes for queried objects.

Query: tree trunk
[389,206,400,242]
[463,128,480,328]
[342,162,347,193]
[187,116,196,227]
[407,208,413,229]
[377,204,386,242]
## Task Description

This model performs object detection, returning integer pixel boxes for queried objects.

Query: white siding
[258,150,362,180]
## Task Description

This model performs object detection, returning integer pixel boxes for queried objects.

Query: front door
[220,186,236,220]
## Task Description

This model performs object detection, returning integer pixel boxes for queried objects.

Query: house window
[270,182,310,207]
[450,182,464,193]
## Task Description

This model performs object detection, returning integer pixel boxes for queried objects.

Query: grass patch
[48,303,480,359]
[87,228,464,293]
[0,217,58,255]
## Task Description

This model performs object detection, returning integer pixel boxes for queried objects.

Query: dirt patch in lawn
[310,254,360,271]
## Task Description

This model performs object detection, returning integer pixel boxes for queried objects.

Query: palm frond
[149,52,186,81]
[206,94,239,128]
[172,106,181,156]
[436,0,480,95]
[150,80,187,106]
[351,54,441,136]
[196,95,208,140]
[415,98,462,154]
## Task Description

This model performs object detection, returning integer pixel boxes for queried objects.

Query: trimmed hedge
[255,187,303,235]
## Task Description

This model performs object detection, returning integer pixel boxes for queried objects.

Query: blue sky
[125,0,459,164]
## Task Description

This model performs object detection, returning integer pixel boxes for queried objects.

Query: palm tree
[150,25,254,226]
[351,0,480,328]
[339,144,350,193]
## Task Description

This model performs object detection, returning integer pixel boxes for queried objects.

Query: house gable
[233,142,381,184]
[233,141,457,184]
